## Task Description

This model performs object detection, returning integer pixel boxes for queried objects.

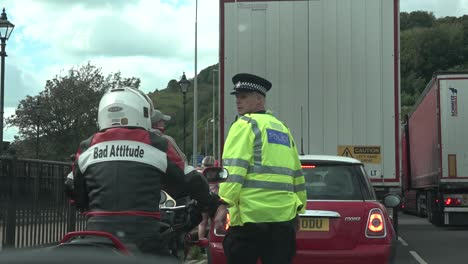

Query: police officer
[214,73,307,264]
[70,87,218,257]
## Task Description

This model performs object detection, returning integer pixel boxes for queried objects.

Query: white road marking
[410,251,428,264]
[184,260,206,264]
[398,236,408,246]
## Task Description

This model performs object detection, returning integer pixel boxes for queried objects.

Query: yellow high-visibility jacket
[219,112,307,226]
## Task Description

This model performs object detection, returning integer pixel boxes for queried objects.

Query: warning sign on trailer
[337,145,381,164]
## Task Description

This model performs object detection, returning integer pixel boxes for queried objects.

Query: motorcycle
[188,166,229,253]
[52,190,199,261]
[0,169,230,264]
[12,167,229,262]
[195,166,230,264]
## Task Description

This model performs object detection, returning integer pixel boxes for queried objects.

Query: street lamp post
[205,118,213,156]
[33,98,42,159]
[212,68,218,159]
[179,72,190,155]
[0,8,15,156]
[193,0,199,167]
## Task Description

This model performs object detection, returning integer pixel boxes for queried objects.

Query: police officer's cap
[231,73,272,96]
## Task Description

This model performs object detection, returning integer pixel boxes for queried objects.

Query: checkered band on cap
[235,81,268,95]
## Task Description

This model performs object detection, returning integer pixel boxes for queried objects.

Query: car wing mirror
[382,193,402,208]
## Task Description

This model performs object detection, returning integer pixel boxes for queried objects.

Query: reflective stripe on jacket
[219,113,307,226]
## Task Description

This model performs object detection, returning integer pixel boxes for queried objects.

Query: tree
[6,63,141,160]
[166,79,181,92]
[400,11,435,31]
[400,15,465,110]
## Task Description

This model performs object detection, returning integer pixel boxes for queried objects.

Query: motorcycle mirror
[382,193,402,208]
[202,167,229,183]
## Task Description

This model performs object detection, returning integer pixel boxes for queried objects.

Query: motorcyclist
[198,156,220,241]
[68,87,219,257]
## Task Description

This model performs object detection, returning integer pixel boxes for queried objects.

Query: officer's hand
[214,204,228,231]
[294,214,300,232]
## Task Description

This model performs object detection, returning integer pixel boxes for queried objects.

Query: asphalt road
[395,212,468,264]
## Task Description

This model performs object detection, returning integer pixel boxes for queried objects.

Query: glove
[64,178,74,199]
[185,204,203,232]
[206,193,223,218]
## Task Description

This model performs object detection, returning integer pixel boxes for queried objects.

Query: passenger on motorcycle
[150,109,188,166]
[67,87,219,257]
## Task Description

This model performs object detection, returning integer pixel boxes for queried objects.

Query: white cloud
[0,0,219,143]
[4,107,19,142]
[4,0,218,94]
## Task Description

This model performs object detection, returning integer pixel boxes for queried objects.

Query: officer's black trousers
[223,218,296,264]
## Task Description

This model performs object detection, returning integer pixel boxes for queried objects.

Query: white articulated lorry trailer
[219,0,401,199]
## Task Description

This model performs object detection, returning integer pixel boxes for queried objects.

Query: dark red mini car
[207,155,401,264]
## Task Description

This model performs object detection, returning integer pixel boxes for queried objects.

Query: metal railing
[0,154,85,249]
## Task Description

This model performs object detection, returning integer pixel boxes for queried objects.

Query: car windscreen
[301,163,371,200]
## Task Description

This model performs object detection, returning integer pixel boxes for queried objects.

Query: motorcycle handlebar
[160,205,188,210]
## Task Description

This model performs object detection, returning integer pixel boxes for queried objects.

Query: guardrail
[0,153,85,249]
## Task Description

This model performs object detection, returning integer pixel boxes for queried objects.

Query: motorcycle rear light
[365,209,386,238]
[214,213,230,236]
[444,197,462,206]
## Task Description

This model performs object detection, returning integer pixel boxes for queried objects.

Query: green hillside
[147,64,220,161]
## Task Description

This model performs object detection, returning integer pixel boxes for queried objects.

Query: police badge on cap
[231,73,272,96]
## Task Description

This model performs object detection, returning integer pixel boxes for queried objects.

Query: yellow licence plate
[300,217,329,231]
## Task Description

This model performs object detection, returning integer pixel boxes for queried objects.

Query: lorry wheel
[432,212,444,227]
[426,192,433,223]
[427,207,433,223]
[416,194,424,217]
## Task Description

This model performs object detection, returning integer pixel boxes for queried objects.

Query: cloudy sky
[1,0,467,141]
